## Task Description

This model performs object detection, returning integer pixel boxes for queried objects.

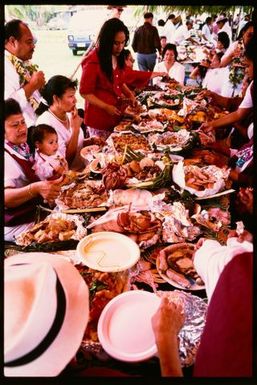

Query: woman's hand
[70,107,83,132]
[198,121,215,133]
[152,297,185,343]
[104,104,121,117]
[34,176,63,205]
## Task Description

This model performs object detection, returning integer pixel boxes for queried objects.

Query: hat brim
[4,252,89,377]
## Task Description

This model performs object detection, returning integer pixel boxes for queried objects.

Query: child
[31,124,68,180]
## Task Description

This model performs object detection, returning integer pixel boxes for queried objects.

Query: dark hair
[123,49,131,60]
[31,124,58,145]
[5,98,22,120]
[4,19,25,43]
[97,18,129,82]
[237,21,253,40]
[167,14,175,20]
[162,43,178,61]
[41,75,78,106]
[244,36,254,61]
[217,31,230,49]
[158,19,165,27]
[205,17,212,24]
[186,20,193,27]
[144,12,153,19]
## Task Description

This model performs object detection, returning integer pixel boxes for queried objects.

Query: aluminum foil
[80,289,207,368]
[158,290,207,367]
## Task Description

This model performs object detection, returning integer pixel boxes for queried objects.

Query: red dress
[123,67,152,90]
[80,49,125,132]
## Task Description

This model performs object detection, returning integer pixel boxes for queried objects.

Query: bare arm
[200,107,251,132]
[152,297,185,377]
[65,107,83,164]
[81,93,121,117]
[23,71,45,99]
[5,176,63,207]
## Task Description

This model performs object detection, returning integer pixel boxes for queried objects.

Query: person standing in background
[216,15,232,44]
[80,18,136,140]
[4,19,46,128]
[163,14,176,44]
[157,19,165,37]
[132,12,161,71]
[201,16,214,44]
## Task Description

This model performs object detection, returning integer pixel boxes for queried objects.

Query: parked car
[67,9,107,55]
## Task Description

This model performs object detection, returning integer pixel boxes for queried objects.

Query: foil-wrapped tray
[79,289,207,368]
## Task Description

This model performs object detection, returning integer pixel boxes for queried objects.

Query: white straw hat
[4,252,89,377]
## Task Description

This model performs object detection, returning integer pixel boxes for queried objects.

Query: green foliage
[133,5,254,18]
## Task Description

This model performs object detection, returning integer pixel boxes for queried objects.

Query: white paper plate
[76,232,140,272]
[98,290,161,362]
[195,189,235,200]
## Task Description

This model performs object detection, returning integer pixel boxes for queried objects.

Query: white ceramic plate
[76,232,140,272]
[97,290,161,362]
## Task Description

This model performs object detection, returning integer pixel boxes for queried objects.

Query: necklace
[49,109,69,126]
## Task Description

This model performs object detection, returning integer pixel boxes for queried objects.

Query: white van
[67,7,107,55]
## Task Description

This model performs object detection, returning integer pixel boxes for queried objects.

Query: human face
[164,49,176,65]
[112,31,126,56]
[12,23,35,61]
[54,88,77,113]
[216,40,224,51]
[5,113,27,145]
[160,37,167,49]
[36,133,58,156]
[242,26,254,47]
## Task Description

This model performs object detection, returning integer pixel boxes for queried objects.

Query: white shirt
[153,61,185,85]
[163,20,176,43]
[220,41,238,65]
[194,237,253,302]
[4,142,34,241]
[4,50,41,128]
[219,22,232,44]
[33,150,68,180]
[202,67,227,95]
[239,80,253,109]
[201,24,213,43]
[174,25,190,45]
[36,110,85,170]
[239,81,253,140]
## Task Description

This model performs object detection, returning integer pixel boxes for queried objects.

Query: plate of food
[15,212,88,249]
[156,243,205,291]
[148,129,194,153]
[76,232,141,272]
[172,161,230,198]
[76,264,131,343]
[56,180,109,210]
[108,133,151,153]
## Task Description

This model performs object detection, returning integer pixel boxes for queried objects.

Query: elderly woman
[152,43,185,85]
[4,98,62,242]
[36,75,85,170]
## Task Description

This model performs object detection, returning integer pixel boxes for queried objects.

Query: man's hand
[29,70,45,91]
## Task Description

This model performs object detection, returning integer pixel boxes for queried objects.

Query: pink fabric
[193,252,253,377]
